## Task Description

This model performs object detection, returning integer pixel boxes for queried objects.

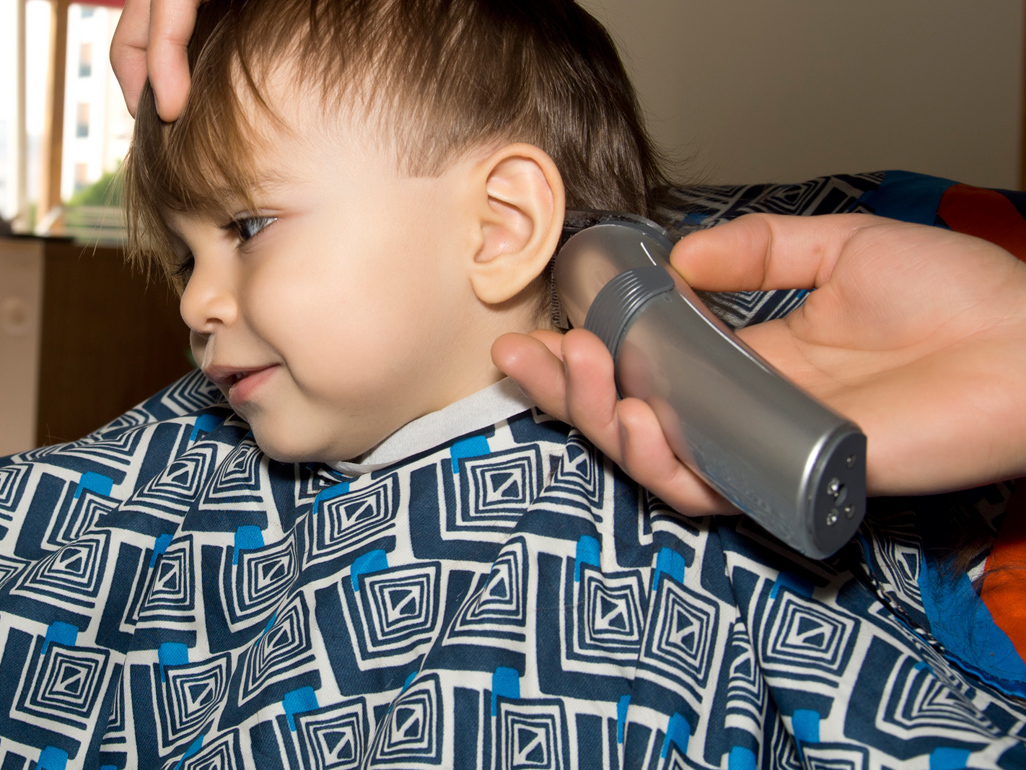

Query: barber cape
[0,369,1024,770]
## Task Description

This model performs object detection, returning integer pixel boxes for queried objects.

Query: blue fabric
[0,369,1023,768]
[919,554,1026,696]
[858,169,958,226]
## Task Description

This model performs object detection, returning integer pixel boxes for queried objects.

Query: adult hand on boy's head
[495,213,1026,514]
[111,0,199,120]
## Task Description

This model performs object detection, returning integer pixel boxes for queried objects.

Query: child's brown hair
[126,0,670,287]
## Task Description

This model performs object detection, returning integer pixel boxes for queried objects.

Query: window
[1,0,131,233]
[78,41,91,78]
[0,0,52,227]
[73,160,87,190]
[75,102,89,138]
[62,3,132,215]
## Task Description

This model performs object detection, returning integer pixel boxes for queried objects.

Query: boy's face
[170,91,508,463]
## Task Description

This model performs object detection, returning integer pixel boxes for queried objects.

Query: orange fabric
[981,483,1026,661]
[944,184,1026,656]
[938,185,1026,262]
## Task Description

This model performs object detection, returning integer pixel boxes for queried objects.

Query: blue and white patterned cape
[0,369,1023,769]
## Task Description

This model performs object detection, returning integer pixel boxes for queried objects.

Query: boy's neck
[330,377,533,476]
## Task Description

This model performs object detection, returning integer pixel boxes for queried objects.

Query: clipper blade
[551,209,623,329]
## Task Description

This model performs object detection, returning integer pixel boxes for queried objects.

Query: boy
[1,0,1024,768]
[124,0,666,466]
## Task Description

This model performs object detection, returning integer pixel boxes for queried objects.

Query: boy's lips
[204,364,280,405]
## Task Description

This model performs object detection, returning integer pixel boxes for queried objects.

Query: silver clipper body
[553,213,866,559]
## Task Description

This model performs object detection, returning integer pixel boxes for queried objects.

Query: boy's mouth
[203,364,280,408]
[204,364,276,389]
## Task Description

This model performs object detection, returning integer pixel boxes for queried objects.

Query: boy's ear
[468,143,565,305]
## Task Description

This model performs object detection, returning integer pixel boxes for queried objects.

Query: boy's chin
[249,427,368,466]
[248,429,322,465]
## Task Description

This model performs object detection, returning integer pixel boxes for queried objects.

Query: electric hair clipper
[554,212,866,559]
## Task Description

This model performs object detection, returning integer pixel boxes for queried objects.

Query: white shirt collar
[329,378,534,477]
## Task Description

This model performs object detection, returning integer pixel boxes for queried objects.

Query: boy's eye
[225,215,277,243]
[173,255,195,279]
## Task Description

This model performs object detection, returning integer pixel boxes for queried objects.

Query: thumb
[670,213,867,292]
[670,216,774,292]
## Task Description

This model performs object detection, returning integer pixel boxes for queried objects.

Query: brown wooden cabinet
[0,237,194,454]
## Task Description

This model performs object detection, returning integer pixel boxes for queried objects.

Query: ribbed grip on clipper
[584,265,675,359]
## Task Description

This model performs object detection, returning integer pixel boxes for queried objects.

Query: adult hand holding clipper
[495,213,1026,557]
[553,212,866,559]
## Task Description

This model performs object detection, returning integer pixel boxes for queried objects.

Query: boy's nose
[179,261,239,333]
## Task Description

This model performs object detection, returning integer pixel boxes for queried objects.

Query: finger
[670,212,879,292]
[147,0,202,121]
[499,330,738,516]
[552,331,728,514]
[110,0,153,117]
[493,329,632,463]
[491,331,569,423]
[526,329,565,360]
[615,398,737,516]
[561,329,623,457]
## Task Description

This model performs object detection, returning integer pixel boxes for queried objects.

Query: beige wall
[578,0,1024,189]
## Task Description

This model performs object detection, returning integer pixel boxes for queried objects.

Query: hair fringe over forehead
[125,0,670,287]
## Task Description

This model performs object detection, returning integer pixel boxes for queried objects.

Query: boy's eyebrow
[203,172,296,204]
[241,167,299,194]
[170,168,300,220]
